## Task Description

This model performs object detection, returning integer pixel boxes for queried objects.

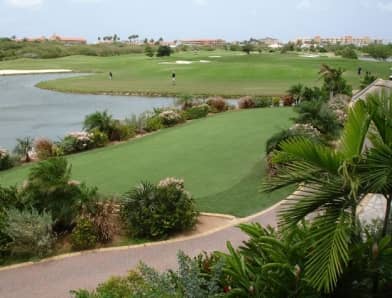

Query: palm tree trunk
[25,152,30,163]
[382,194,392,236]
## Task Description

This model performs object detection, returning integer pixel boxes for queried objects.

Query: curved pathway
[0,203,281,298]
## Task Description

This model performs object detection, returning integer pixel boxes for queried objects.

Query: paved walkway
[0,203,279,298]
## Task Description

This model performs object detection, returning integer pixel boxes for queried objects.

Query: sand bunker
[208,55,222,58]
[158,60,193,65]
[300,54,320,58]
[199,60,211,63]
[0,69,72,75]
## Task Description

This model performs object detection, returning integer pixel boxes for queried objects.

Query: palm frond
[339,99,371,158]
[305,209,352,293]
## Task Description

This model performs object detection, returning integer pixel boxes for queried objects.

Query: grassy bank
[0,108,294,217]
[0,51,390,97]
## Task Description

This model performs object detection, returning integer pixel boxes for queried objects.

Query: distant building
[50,34,87,45]
[178,39,226,46]
[294,35,383,47]
[259,37,280,46]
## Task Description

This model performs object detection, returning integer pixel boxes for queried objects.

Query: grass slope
[0,108,294,217]
[0,51,390,97]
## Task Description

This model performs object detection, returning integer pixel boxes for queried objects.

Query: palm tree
[287,83,304,104]
[263,100,372,293]
[319,64,352,99]
[360,92,392,236]
[13,136,34,162]
[83,110,114,137]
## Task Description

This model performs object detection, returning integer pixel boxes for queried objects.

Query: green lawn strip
[0,108,294,216]
[0,51,390,97]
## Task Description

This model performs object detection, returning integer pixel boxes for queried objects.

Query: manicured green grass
[0,108,294,217]
[0,51,390,97]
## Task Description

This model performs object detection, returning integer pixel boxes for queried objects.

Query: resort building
[178,39,226,46]
[49,34,87,45]
[294,36,383,47]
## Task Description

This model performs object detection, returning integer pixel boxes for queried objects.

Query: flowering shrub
[59,131,94,154]
[282,95,294,106]
[34,138,55,160]
[238,96,255,109]
[328,94,350,125]
[290,123,321,137]
[159,110,184,127]
[206,97,229,113]
[121,178,198,239]
[145,115,163,132]
[272,97,281,107]
[183,104,209,120]
[0,148,14,171]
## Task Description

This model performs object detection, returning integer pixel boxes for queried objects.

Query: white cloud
[296,0,311,9]
[377,1,392,11]
[193,0,208,6]
[5,0,43,8]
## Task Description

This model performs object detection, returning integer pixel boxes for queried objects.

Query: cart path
[0,204,280,298]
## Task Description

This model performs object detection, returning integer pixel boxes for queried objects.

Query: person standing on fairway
[109,72,113,80]
[172,71,176,85]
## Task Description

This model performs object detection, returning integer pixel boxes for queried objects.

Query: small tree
[144,45,155,57]
[156,45,171,57]
[242,43,254,54]
[13,136,33,162]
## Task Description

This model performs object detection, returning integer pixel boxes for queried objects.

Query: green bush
[145,115,163,132]
[272,96,281,107]
[253,96,272,108]
[121,178,198,239]
[3,209,54,257]
[70,217,98,250]
[183,104,209,120]
[0,148,14,171]
[89,128,109,148]
[59,132,94,154]
[110,121,136,141]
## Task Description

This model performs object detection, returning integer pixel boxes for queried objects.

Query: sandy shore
[0,69,72,76]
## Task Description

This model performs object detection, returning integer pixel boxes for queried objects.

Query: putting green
[0,108,294,216]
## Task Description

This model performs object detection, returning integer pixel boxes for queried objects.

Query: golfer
[172,71,176,85]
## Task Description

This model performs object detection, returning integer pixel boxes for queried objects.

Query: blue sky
[0,0,391,42]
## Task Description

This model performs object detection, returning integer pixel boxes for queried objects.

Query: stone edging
[0,200,284,272]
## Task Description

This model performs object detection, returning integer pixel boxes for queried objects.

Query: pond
[0,74,175,150]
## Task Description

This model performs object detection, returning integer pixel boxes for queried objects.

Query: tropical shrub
[34,138,55,160]
[238,96,255,109]
[3,208,54,257]
[328,94,351,125]
[13,136,34,162]
[81,200,118,243]
[72,251,224,298]
[0,148,14,171]
[293,99,341,139]
[70,217,98,250]
[145,115,163,132]
[156,45,171,57]
[83,110,114,137]
[253,96,272,108]
[183,104,209,120]
[159,110,184,127]
[22,157,98,231]
[206,96,228,113]
[59,132,94,154]
[360,72,377,90]
[89,128,109,148]
[271,96,281,107]
[121,178,198,239]
[282,95,294,106]
[109,120,136,141]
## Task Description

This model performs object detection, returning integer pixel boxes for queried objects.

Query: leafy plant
[13,136,34,162]
[183,104,209,120]
[4,208,54,257]
[121,178,198,239]
[70,217,98,250]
